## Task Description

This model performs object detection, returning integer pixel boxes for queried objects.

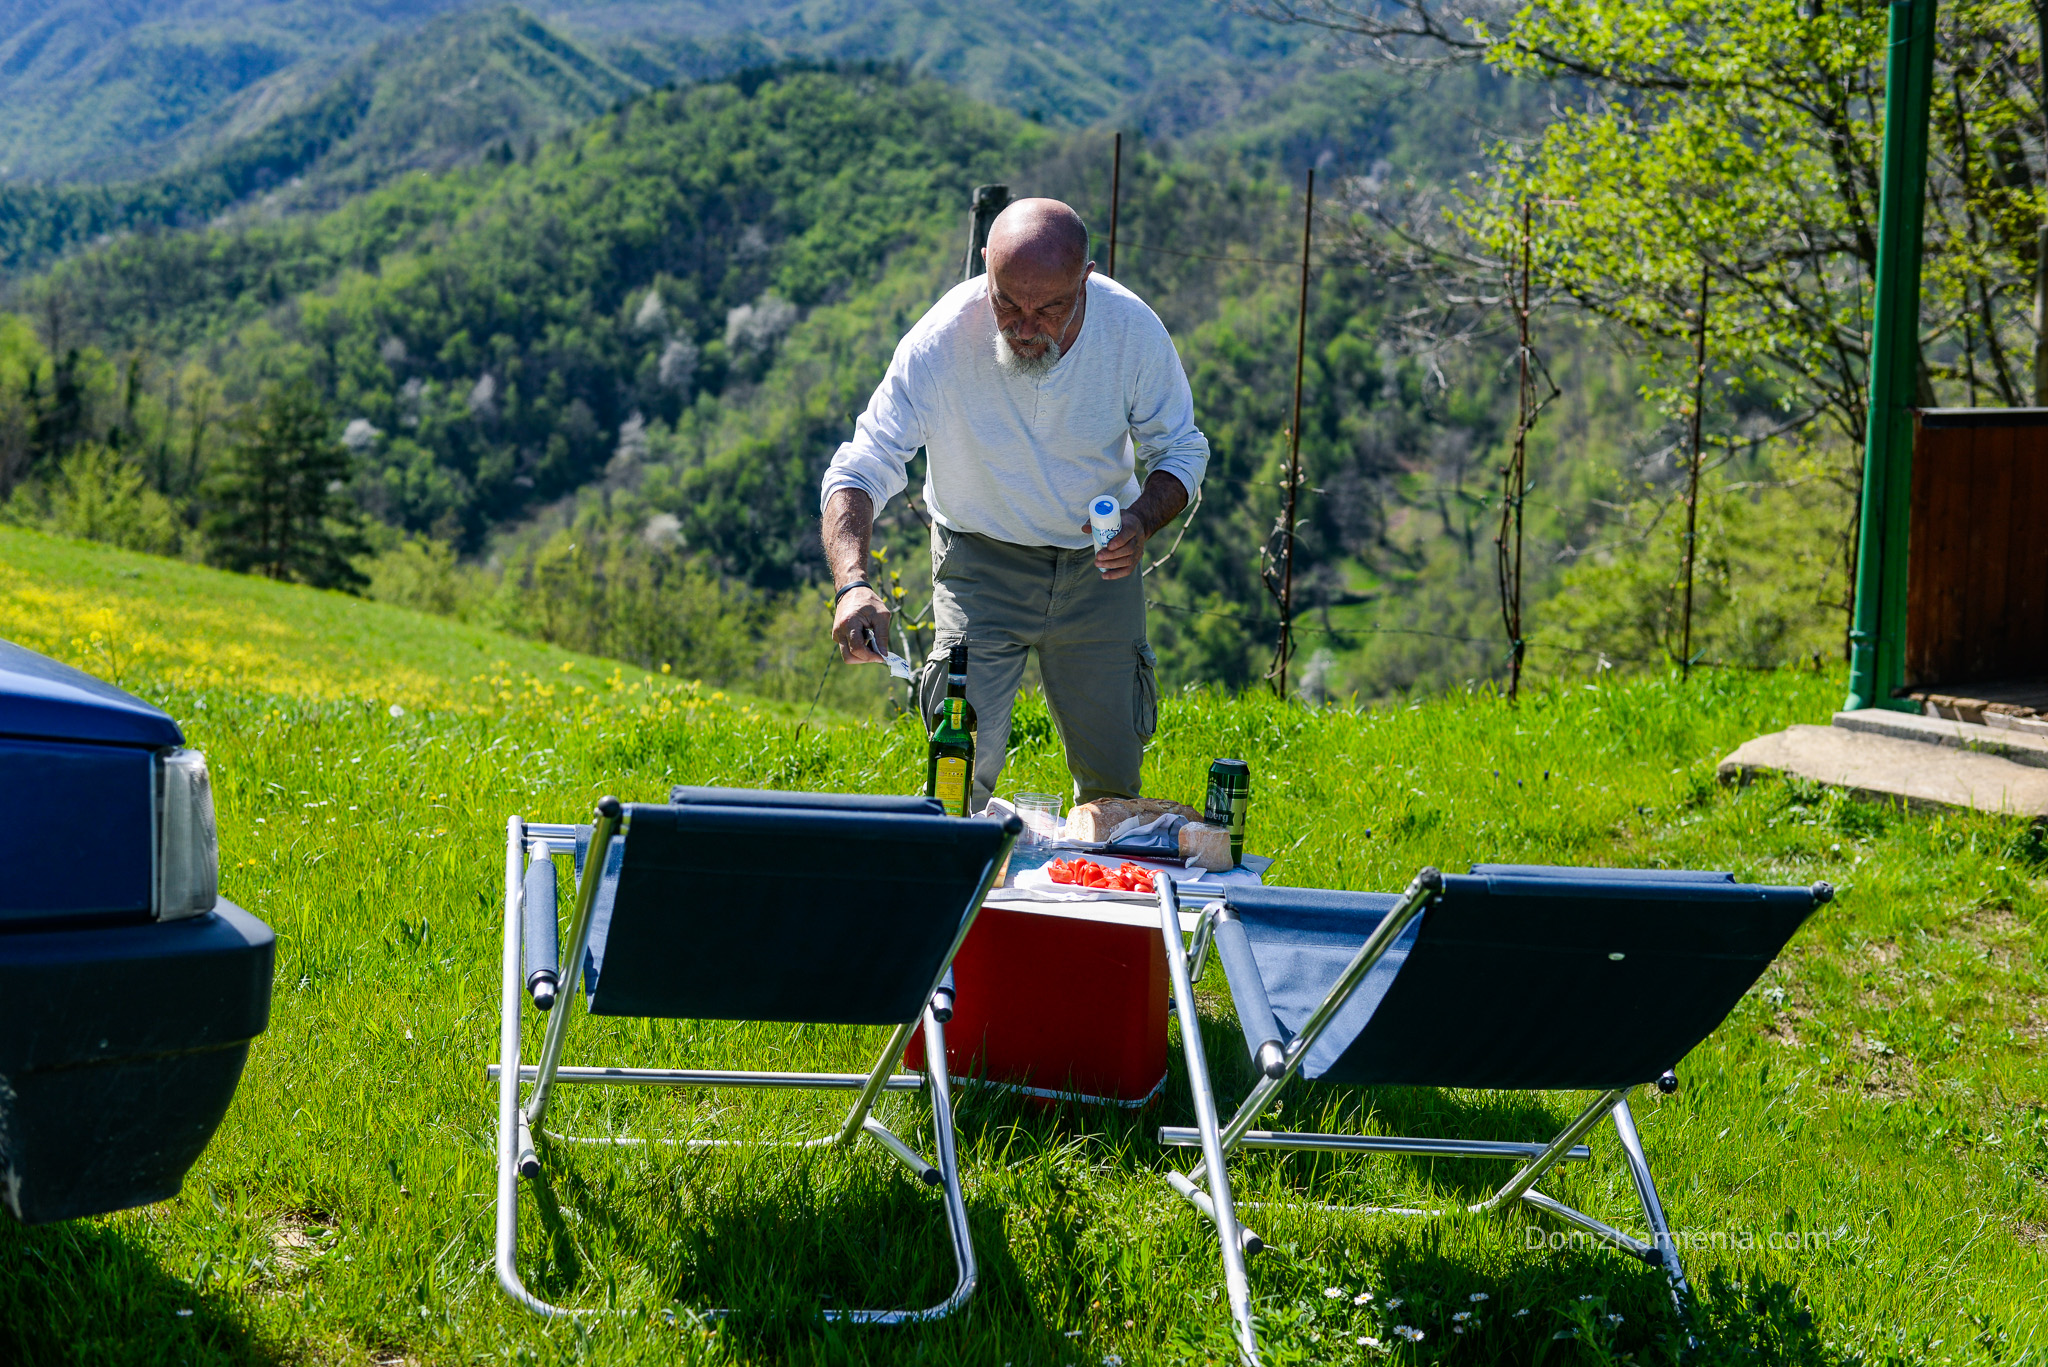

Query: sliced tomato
[1046,856,1155,891]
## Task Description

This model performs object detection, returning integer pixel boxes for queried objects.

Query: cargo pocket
[1133,642,1159,741]
[917,635,960,724]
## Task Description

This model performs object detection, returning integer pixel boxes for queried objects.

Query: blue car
[0,639,273,1225]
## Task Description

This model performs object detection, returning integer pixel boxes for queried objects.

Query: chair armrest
[1213,914,1286,1079]
[522,848,559,1011]
[1186,900,1224,983]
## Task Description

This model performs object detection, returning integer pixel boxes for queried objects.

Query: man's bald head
[984,198,1090,278]
[983,199,1094,374]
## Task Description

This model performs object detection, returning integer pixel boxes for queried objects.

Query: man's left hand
[1087,510,1147,580]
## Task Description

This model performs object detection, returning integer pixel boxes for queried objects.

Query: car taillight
[156,748,218,921]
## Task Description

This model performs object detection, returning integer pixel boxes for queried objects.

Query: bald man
[820,197,1210,811]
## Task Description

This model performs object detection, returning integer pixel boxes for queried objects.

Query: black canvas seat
[1153,864,1829,1363]
[489,788,1018,1325]
[575,799,1001,1024]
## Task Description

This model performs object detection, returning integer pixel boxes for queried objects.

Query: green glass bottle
[924,642,976,817]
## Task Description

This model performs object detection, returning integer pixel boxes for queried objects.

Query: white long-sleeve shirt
[819,273,1210,550]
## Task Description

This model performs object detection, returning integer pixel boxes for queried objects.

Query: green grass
[1,531,2044,1365]
[0,526,795,719]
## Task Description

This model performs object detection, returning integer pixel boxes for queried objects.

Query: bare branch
[1234,0,1504,67]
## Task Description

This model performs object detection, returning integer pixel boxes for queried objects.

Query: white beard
[993,326,1062,377]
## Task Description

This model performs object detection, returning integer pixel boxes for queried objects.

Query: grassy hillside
[0,525,779,719]
[1,531,2043,1364]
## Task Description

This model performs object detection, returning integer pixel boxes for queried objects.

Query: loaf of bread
[1067,796,1203,842]
[1178,821,1233,871]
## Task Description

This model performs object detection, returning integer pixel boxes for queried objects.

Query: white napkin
[1103,811,1187,854]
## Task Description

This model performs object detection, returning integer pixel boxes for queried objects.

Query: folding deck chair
[1155,864,1831,1362]
[489,787,1019,1323]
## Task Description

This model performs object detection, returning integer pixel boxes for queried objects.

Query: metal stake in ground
[964,184,1010,281]
[2036,1,2048,404]
[1497,199,1532,702]
[1269,168,1314,698]
[1680,261,1710,681]
[1108,132,1121,278]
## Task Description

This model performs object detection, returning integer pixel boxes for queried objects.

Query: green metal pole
[1846,0,1938,712]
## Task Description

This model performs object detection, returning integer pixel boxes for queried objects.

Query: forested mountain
[0,12,1854,707]
[0,0,466,183]
[1,57,1692,705]
[0,6,644,275]
[570,0,1310,141]
[15,71,1030,547]
[0,0,1309,189]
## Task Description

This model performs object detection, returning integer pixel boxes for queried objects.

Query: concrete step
[1982,710,2048,740]
[1903,684,2048,728]
[1832,708,2048,769]
[1719,724,2048,816]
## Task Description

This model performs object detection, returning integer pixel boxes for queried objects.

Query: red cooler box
[906,899,1173,1106]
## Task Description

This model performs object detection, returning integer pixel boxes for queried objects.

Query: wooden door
[1906,409,2048,687]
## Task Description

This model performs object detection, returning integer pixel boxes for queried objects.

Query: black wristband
[833,580,871,604]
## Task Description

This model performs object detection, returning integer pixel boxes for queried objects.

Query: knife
[862,626,915,682]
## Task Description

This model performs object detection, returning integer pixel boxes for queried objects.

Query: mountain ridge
[0,1,471,183]
[0,6,646,275]
[0,0,1315,191]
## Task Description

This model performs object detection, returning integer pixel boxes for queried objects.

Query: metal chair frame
[490,801,1012,1325]
[1155,871,1691,1365]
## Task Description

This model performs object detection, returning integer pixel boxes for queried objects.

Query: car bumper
[0,900,274,1224]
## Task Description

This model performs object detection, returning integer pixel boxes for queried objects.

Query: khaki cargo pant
[917,524,1158,812]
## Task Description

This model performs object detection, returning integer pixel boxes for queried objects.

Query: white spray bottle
[1089,495,1121,575]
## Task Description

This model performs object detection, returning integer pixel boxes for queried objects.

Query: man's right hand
[832,586,893,662]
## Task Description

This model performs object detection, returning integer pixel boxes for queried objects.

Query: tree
[3,444,188,556]
[1264,0,2048,434]
[205,380,369,591]
[1254,0,2048,648]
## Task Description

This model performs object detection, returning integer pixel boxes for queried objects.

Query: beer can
[1204,758,1251,866]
